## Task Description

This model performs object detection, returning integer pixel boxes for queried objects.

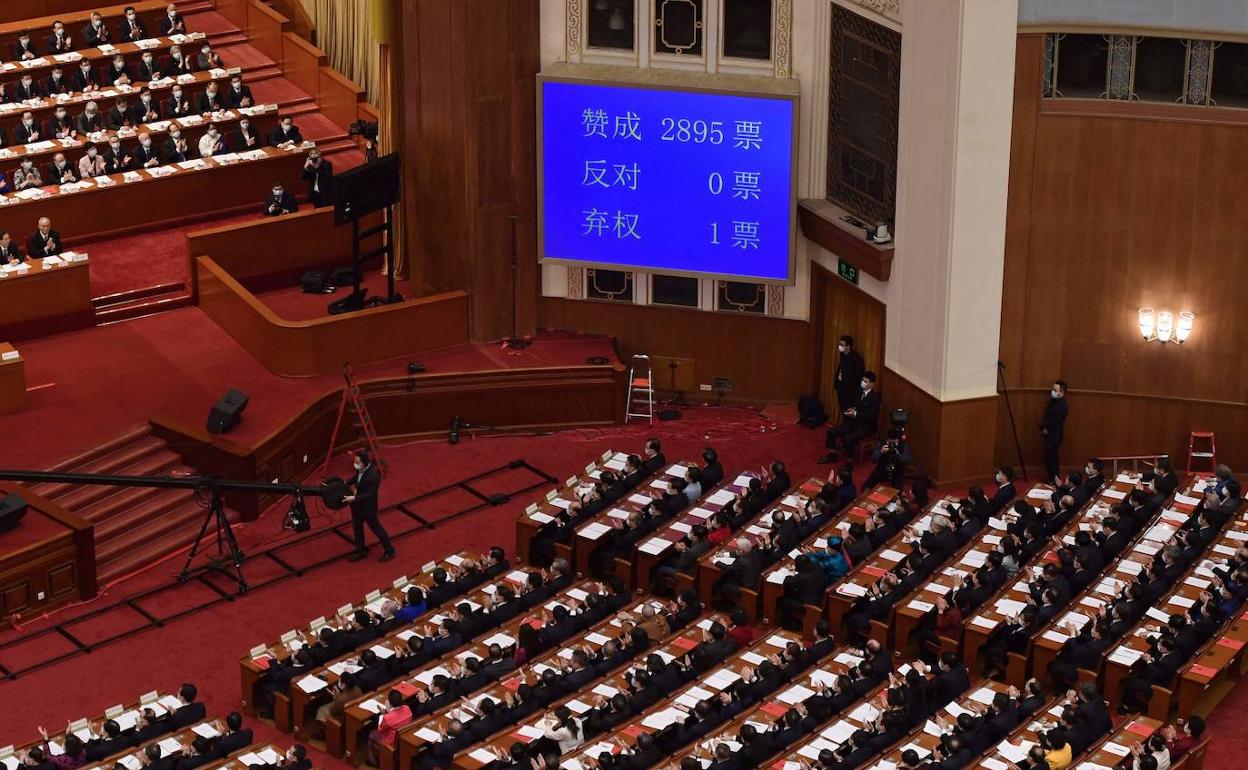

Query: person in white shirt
[540,707,583,753]
[78,144,108,178]
[198,123,226,157]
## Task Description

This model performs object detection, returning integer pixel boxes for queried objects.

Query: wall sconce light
[1138,307,1195,344]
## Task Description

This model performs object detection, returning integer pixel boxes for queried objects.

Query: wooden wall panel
[281,31,324,101]
[0,482,96,626]
[215,0,249,29]
[196,256,470,377]
[882,368,998,486]
[151,364,624,518]
[398,0,539,341]
[317,67,363,131]
[537,297,817,404]
[1000,34,1248,471]
[185,207,381,296]
[244,0,287,64]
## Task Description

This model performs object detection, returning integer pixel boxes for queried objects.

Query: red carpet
[5,320,617,469]
[257,270,413,321]
[86,212,261,299]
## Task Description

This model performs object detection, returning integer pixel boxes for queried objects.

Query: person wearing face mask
[83,11,111,47]
[120,6,149,43]
[163,126,192,163]
[987,466,1017,516]
[78,101,105,135]
[15,112,41,145]
[47,107,76,140]
[108,55,132,88]
[104,137,132,173]
[1039,379,1069,483]
[198,82,224,114]
[133,130,161,168]
[270,116,304,147]
[167,45,193,76]
[225,75,253,108]
[166,86,192,118]
[108,97,135,130]
[198,123,226,157]
[48,20,72,54]
[12,32,37,61]
[232,117,259,150]
[138,52,162,82]
[263,180,298,216]
[818,371,881,464]
[833,334,866,414]
[13,159,41,191]
[133,88,160,123]
[75,61,100,93]
[47,152,78,185]
[162,4,188,35]
[79,143,108,178]
[45,66,69,96]
[27,217,61,258]
[301,147,333,207]
[14,74,41,102]
[196,44,223,71]
[343,449,395,562]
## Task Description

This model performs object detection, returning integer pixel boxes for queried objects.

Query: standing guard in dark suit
[345,449,395,562]
[1040,379,1069,482]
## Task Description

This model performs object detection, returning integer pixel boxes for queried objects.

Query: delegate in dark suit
[346,451,395,559]
[301,154,333,207]
[263,188,299,216]
[27,227,62,258]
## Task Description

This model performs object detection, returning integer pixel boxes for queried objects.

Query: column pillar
[882,0,1017,484]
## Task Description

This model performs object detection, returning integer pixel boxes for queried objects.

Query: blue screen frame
[538,76,798,283]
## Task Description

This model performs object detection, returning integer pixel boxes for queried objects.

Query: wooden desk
[0,1,170,48]
[0,103,278,180]
[512,448,628,565]
[238,550,485,716]
[960,474,1137,681]
[1033,476,1199,703]
[0,341,25,412]
[661,641,863,770]
[692,476,826,606]
[0,253,91,340]
[968,713,1161,770]
[758,484,900,634]
[391,596,681,770]
[330,578,606,763]
[8,690,182,758]
[1100,484,1247,711]
[72,718,232,770]
[826,494,961,641]
[0,144,308,244]
[0,33,208,98]
[541,629,808,770]
[0,67,233,137]
[569,460,695,578]
[630,472,757,594]
[0,481,96,625]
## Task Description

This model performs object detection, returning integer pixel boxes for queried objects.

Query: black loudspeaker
[0,493,28,533]
[658,409,682,421]
[328,289,368,315]
[207,389,249,434]
[487,493,510,506]
[300,271,329,293]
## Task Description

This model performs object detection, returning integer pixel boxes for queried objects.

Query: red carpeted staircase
[28,426,241,585]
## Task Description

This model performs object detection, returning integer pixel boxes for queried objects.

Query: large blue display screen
[540,79,796,282]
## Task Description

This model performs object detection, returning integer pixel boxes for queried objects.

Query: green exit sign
[838,259,859,285]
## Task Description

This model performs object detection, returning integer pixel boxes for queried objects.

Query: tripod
[178,484,248,592]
